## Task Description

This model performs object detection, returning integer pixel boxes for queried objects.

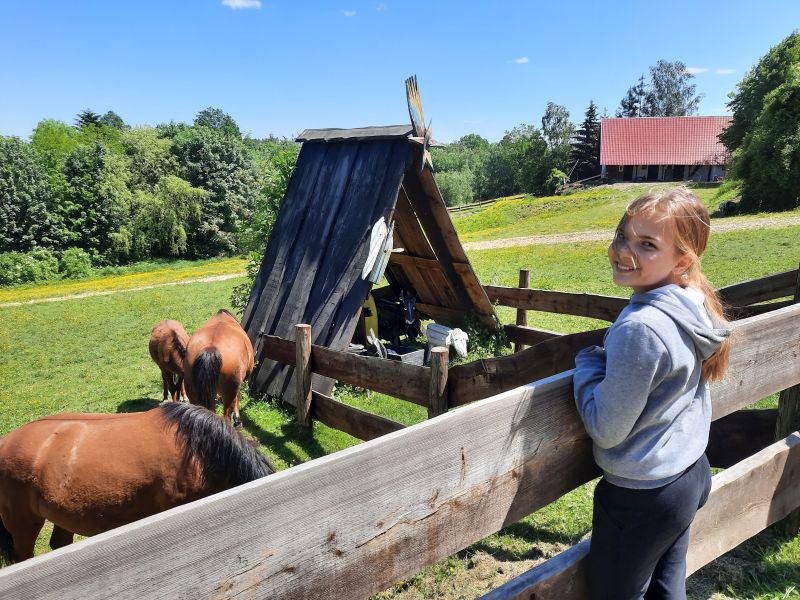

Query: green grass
[2,186,799,597]
[452,182,800,243]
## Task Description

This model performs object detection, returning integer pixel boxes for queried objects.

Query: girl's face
[608,211,692,294]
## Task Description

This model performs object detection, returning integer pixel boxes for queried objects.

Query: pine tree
[570,101,601,181]
[75,109,102,129]
[616,74,647,117]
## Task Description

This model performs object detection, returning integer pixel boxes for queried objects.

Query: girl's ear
[672,253,693,277]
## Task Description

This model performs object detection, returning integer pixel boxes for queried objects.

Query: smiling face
[608,211,693,294]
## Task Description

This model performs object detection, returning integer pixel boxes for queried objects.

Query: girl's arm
[573,320,671,449]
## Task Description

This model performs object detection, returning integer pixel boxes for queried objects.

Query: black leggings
[588,454,712,600]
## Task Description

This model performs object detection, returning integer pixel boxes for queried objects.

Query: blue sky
[1,1,798,143]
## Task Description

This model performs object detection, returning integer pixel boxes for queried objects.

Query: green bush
[546,168,568,195]
[0,249,59,286]
[59,247,94,279]
[436,169,475,206]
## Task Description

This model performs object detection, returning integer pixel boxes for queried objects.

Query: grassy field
[2,184,800,597]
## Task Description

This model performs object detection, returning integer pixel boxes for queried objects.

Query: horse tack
[183,309,254,427]
[149,319,190,402]
[0,403,274,563]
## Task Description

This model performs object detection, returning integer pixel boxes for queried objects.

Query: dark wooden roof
[242,130,496,402]
[296,125,413,142]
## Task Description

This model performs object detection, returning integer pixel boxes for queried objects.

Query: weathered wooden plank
[482,431,800,599]
[312,391,405,441]
[727,299,794,319]
[296,125,413,142]
[259,334,430,406]
[503,324,562,347]
[296,325,312,427]
[483,285,628,322]
[390,252,469,272]
[415,302,468,326]
[448,328,607,407]
[390,186,436,259]
[717,268,798,306]
[428,347,449,418]
[0,306,797,600]
[515,269,531,353]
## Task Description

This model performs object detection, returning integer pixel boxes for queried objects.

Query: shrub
[59,247,94,279]
[546,168,568,195]
[436,169,475,206]
[0,249,59,286]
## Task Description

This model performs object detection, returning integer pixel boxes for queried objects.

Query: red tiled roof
[600,117,732,166]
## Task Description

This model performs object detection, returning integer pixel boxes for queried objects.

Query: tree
[616,74,647,117]
[436,169,474,206]
[121,127,181,191]
[194,107,241,138]
[171,125,259,256]
[570,101,601,181]
[725,34,800,212]
[0,137,57,251]
[720,32,800,152]
[100,111,127,131]
[61,142,132,256]
[75,109,102,129]
[642,60,702,117]
[541,102,574,150]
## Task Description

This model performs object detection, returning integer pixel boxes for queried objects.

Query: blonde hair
[623,187,731,382]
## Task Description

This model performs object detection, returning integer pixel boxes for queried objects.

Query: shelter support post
[428,346,449,418]
[775,264,800,532]
[514,269,530,353]
[296,324,313,428]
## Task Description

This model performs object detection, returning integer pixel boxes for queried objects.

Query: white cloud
[686,67,710,75]
[376,3,388,10]
[716,68,736,75]
[514,56,529,64]
[221,0,262,9]
[343,9,357,16]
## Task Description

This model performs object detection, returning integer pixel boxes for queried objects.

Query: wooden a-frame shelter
[241,125,497,403]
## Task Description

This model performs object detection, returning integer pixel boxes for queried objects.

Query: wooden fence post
[428,347,449,418]
[775,265,800,532]
[296,324,312,428]
[514,269,530,353]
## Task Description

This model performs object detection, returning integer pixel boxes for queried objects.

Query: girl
[573,188,732,599]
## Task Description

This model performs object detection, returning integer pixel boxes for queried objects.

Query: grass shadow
[240,396,329,467]
[116,398,162,413]
[460,519,585,562]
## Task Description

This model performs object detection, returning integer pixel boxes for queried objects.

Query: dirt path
[463,215,800,251]
[0,273,245,308]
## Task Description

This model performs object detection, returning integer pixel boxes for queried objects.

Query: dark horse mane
[158,403,275,488]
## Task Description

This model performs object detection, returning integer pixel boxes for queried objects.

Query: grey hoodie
[573,284,730,489]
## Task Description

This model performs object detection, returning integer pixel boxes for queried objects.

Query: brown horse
[0,403,274,563]
[183,309,254,428]
[148,319,190,402]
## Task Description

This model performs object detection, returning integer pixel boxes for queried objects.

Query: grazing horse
[0,403,274,563]
[148,319,190,402]
[184,309,254,428]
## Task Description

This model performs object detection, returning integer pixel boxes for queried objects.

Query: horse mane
[158,403,275,488]
[216,309,236,319]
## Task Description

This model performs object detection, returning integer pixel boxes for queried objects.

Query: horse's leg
[49,524,74,551]
[1,510,44,562]
[232,388,242,429]
[176,374,187,403]
[221,382,242,428]
[160,368,170,402]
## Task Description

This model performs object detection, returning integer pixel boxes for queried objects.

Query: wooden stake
[428,347,449,418]
[514,269,530,353]
[775,264,800,532]
[295,324,312,428]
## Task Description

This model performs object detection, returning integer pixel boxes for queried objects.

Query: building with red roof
[600,116,732,182]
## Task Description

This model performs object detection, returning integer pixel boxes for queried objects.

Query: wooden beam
[717,268,798,306]
[483,286,628,322]
[514,270,531,353]
[295,325,312,427]
[312,391,405,441]
[727,299,794,320]
[447,328,607,407]
[504,325,561,348]
[1,305,797,600]
[296,125,413,142]
[481,431,800,599]
[428,347,449,418]
[259,335,430,407]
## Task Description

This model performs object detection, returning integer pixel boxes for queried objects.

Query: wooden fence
[1,302,797,599]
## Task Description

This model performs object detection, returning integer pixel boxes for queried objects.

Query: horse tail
[0,517,14,564]
[159,403,275,488]
[192,348,221,411]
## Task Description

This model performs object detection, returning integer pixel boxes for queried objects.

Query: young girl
[573,188,732,599]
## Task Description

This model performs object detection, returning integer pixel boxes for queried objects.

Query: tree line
[0,108,298,284]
